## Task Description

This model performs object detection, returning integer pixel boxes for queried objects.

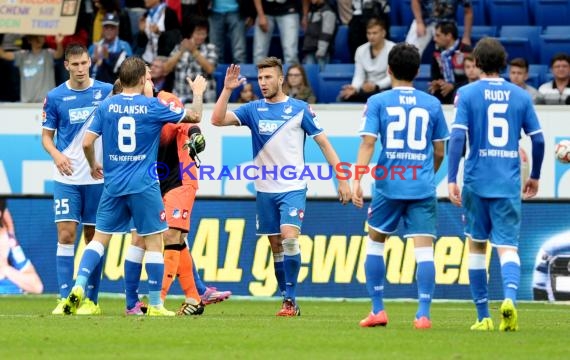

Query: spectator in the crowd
[134,0,181,63]
[164,16,217,103]
[150,56,173,92]
[406,0,472,57]
[0,35,64,103]
[338,0,353,25]
[339,17,394,102]
[464,53,480,83]
[428,21,471,104]
[538,53,570,105]
[509,57,542,104]
[237,83,258,103]
[284,64,317,103]
[348,0,390,60]
[303,0,337,70]
[92,0,133,45]
[0,35,21,102]
[209,0,255,64]
[89,13,133,84]
[253,0,308,64]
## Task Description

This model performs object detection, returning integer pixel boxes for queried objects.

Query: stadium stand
[531,0,570,26]
[318,63,354,103]
[498,26,541,63]
[487,0,531,26]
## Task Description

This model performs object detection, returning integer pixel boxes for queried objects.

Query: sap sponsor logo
[63,95,76,101]
[259,119,285,135]
[68,106,95,124]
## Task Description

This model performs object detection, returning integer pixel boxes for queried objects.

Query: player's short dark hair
[64,43,88,61]
[550,53,570,67]
[510,57,529,71]
[473,37,506,75]
[366,16,387,31]
[435,21,458,40]
[257,57,283,76]
[388,43,421,82]
[119,57,146,88]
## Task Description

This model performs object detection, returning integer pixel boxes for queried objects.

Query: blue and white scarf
[441,39,460,83]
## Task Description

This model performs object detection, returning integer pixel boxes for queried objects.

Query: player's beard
[263,86,278,101]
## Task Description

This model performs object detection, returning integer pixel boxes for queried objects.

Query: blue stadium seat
[229,64,262,102]
[498,26,541,63]
[539,34,570,65]
[389,0,402,26]
[456,0,486,25]
[331,25,351,64]
[399,0,414,26]
[528,64,548,88]
[543,26,570,35]
[318,64,354,103]
[213,64,230,99]
[389,26,409,43]
[487,0,531,26]
[414,64,431,93]
[531,0,570,26]
[459,26,499,45]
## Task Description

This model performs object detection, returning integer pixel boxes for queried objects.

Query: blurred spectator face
[286,68,303,88]
[27,35,46,49]
[192,26,208,46]
[552,59,570,82]
[434,28,453,49]
[366,24,386,47]
[151,59,166,81]
[464,59,481,82]
[103,24,119,42]
[240,83,255,102]
[509,65,528,87]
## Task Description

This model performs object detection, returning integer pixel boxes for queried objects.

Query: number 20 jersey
[42,79,113,185]
[360,87,450,199]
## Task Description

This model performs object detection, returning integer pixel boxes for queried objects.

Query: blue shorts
[53,182,103,225]
[368,191,437,238]
[256,189,307,235]
[96,183,168,236]
[462,185,521,248]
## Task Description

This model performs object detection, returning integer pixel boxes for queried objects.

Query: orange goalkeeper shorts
[162,185,196,232]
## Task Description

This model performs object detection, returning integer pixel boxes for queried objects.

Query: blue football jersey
[232,97,322,193]
[42,79,113,185]
[88,93,186,196]
[360,87,450,199]
[453,78,542,198]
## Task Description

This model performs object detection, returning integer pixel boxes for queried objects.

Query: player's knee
[282,238,300,256]
[58,228,76,245]
[163,229,181,245]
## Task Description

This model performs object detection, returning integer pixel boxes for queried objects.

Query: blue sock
[124,245,144,310]
[469,253,490,321]
[283,238,301,302]
[192,259,207,295]
[86,252,105,304]
[500,252,520,303]
[56,244,75,298]
[415,251,435,319]
[273,252,286,296]
[365,254,385,314]
[75,241,105,291]
[145,251,164,306]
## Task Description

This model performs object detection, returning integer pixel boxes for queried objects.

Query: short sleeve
[88,107,104,135]
[300,104,323,137]
[358,99,380,138]
[150,97,186,124]
[232,102,253,128]
[432,104,450,141]
[522,96,542,136]
[451,89,469,131]
[42,93,59,130]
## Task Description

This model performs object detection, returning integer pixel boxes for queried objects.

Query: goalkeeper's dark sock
[500,252,520,303]
[365,238,385,314]
[469,254,490,320]
[415,247,435,319]
[273,251,286,296]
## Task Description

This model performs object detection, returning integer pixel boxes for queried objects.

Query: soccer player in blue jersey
[447,38,545,331]
[211,57,352,316]
[352,43,449,329]
[62,56,204,316]
[41,44,113,315]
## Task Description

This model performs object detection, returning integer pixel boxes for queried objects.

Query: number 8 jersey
[452,78,542,198]
[88,93,186,196]
[360,86,450,199]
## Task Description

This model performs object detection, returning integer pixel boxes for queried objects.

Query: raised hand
[187,74,207,96]
[224,64,246,91]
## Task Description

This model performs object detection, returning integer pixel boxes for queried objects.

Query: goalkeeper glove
[183,133,206,168]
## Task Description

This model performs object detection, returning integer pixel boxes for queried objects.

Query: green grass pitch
[0,296,568,359]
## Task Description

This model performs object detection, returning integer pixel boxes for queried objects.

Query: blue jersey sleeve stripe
[176,110,186,123]
[359,132,378,138]
[309,129,324,138]
[527,129,543,136]
[433,136,450,141]
[86,129,101,136]
[42,126,56,130]
[451,124,468,130]
[230,112,243,126]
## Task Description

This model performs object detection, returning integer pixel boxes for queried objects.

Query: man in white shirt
[538,53,570,105]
